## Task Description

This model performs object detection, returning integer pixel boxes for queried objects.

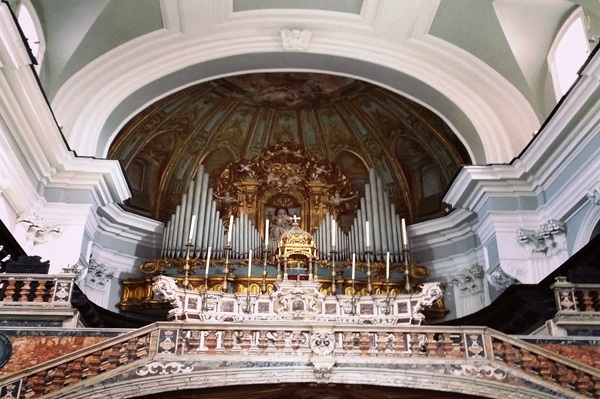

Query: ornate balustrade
[551,277,600,334]
[553,277,600,313]
[1,322,599,399]
[152,275,443,325]
[0,273,75,306]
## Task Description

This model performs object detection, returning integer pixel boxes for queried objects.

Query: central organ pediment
[214,142,359,237]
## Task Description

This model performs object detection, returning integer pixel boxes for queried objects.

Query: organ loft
[122,142,445,324]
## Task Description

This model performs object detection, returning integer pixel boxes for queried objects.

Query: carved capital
[517,219,566,256]
[450,264,484,296]
[16,211,62,246]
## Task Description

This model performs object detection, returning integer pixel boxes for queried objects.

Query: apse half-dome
[108,72,471,225]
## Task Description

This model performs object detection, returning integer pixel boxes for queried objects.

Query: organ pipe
[163,165,407,267]
[313,168,408,263]
[162,167,264,261]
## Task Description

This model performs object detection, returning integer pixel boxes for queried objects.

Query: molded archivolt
[107,74,470,224]
[56,361,583,399]
[50,23,539,167]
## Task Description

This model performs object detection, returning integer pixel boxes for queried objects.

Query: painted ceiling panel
[108,73,470,223]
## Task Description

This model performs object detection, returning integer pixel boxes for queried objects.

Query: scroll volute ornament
[214,143,358,231]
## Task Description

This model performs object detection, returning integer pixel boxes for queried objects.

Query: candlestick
[264,219,269,247]
[352,253,356,280]
[248,249,252,278]
[205,246,211,277]
[386,251,390,280]
[365,221,370,248]
[401,218,408,247]
[188,215,197,242]
[331,219,336,248]
[227,215,234,244]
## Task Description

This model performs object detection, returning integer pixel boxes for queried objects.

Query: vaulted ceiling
[107,73,470,224]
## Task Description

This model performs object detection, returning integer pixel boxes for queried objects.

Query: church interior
[1,1,600,398]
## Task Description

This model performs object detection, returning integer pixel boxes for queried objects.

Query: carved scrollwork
[135,361,194,376]
[449,364,507,380]
[309,331,335,356]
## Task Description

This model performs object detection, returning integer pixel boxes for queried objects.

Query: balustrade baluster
[376,332,387,354]
[394,332,406,354]
[358,332,371,356]
[592,290,600,310]
[223,330,234,353]
[342,332,355,354]
[425,332,439,357]
[48,363,68,392]
[107,345,122,370]
[239,331,252,354]
[581,290,594,311]
[65,358,84,386]
[4,279,16,302]
[257,331,268,354]
[205,330,218,353]
[85,352,102,377]
[18,279,31,302]
[33,280,47,302]
[27,370,46,397]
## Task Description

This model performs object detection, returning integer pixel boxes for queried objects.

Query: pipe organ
[159,150,412,270]
[132,143,445,323]
[146,143,428,291]
[313,168,407,263]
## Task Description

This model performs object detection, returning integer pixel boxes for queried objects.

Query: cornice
[51,8,536,165]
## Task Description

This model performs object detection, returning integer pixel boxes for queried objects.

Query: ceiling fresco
[108,73,471,225]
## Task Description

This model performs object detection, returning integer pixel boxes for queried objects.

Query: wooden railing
[1,322,599,399]
[0,273,75,306]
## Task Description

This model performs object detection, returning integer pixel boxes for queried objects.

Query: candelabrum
[351,274,357,315]
[330,248,337,295]
[244,276,252,314]
[261,246,270,294]
[222,243,232,292]
[403,244,412,293]
[182,242,193,289]
[365,248,373,294]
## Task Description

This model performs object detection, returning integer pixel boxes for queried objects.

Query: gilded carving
[213,143,358,229]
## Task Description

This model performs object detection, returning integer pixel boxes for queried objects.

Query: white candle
[352,253,356,280]
[386,251,390,280]
[205,246,211,277]
[331,219,336,248]
[248,250,253,278]
[365,220,370,248]
[401,218,408,247]
[227,215,234,244]
[188,215,197,242]
[265,219,270,247]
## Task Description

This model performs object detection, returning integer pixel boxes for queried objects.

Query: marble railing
[1,322,599,399]
[552,277,600,313]
[0,274,75,306]
[152,275,443,325]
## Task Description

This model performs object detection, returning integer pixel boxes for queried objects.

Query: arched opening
[549,9,590,98]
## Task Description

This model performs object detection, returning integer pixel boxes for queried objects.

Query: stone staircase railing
[1,322,599,399]
[0,273,75,306]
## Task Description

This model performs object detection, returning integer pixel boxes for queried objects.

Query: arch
[60,361,575,399]
[51,27,538,166]
[548,7,590,99]
[15,0,45,72]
